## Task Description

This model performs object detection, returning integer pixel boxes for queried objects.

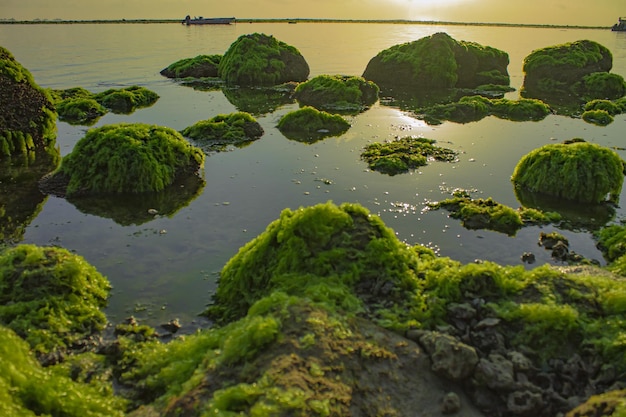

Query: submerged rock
[218,33,310,86]
[362,32,509,94]
[511,140,625,204]
[277,106,350,143]
[0,46,57,158]
[181,112,264,151]
[39,123,204,197]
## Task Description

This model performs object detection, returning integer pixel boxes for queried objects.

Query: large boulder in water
[362,32,509,93]
[521,40,625,102]
[0,46,57,158]
[218,33,309,86]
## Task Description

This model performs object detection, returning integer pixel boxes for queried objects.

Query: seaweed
[294,74,379,114]
[160,54,222,78]
[181,112,264,150]
[277,106,350,143]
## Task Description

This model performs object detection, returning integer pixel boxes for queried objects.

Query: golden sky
[1,0,622,26]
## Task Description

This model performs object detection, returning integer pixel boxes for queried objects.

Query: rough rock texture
[362,32,509,93]
[218,33,309,86]
[0,46,57,158]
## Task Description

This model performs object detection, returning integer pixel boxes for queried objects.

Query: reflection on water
[0,22,624,325]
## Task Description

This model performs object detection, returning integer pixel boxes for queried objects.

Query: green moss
[576,72,626,101]
[277,106,350,143]
[294,74,379,114]
[511,141,625,204]
[582,109,614,125]
[181,112,263,150]
[218,33,309,86]
[93,85,159,114]
[584,99,621,115]
[203,202,423,324]
[0,244,110,354]
[50,123,204,196]
[523,40,610,73]
[0,326,126,416]
[429,196,560,235]
[160,54,222,78]
[56,97,107,125]
[490,97,551,121]
[361,136,457,175]
[595,225,626,263]
[0,46,57,158]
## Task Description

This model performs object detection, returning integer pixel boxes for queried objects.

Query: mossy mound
[511,141,625,204]
[160,54,222,78]
[429,196,562,236]
[203,202,424,324]
[595,224,626,276]
[93,85,159,114]
[277,106,351,143]
[417,95,551,124]
[564,389,626,417]
[584,99,621,115]
[218,33,310,86]
[0,244,111,354]
[0,326,126,416]
[581,109,614,126]
[293,74,379,114]
[181,112,264,150]
[0,46,57,158]
[56,97,107,125]
[362,32,509,93]
[521,40,625,105]
[40,123,204,197]
[361,136,457,175]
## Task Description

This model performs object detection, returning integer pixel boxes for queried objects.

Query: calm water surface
[1,23,625,325]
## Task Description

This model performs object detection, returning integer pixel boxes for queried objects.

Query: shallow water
[1,22,625,325]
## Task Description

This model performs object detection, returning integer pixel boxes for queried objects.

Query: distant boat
[182,15,235,25]
[612,17,626,31]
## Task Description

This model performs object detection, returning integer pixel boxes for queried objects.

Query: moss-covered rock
[0,244,111,354]
[581,109,614,125]
[0,326,126,416]
[293,74,379,114]
[56,97,107,125]
[0,46,57,158]
[521,40,625,105]
[429,196,561,236]
[40,123,204,197]
[218,33,310,86]
[564,389,626,417]
[595,224,626,276]
[181,112,264,151]
[160,54,222,78]
[417,95,551,124]
[511,141,625,204]
[361,136,457,175]
[93,86,159,114]
[584,99,621,115]
[362,32,509,93]
[277,106,350,143]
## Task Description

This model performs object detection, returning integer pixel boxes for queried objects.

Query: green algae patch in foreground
[595,224,626,276]
[277,106,351,143]
[204,202,425,324]
[293,74,379,114]
[40,123,205,197]
[218,33,310,86]
[0,244,111,354]
[181,112,264,151]
[0,46,57,158]
[361,136,457,175]
[0,326,126,416]
[511,141,625,204]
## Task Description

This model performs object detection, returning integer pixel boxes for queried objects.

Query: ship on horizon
[182,15,235,25]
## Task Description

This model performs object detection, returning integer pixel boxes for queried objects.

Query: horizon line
[0,17,610,30]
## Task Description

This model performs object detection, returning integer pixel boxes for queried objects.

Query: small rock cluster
[407,301,624,416]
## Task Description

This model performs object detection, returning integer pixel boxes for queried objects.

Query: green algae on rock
[0,46,57,158]
[0,326,126,416]
[428,196,562,236]
[417,95,551,125]
[361,136,457,175]
[56,97,107,125]
[293,74,379,114]
[362,32,509,94]
[581,109,614,126]
[595,224,626,276]
[39,123,204,197]
[511,141,625,204]
[160,54,222,78]
[0,244,111,354]
[218,33,310,86]
[277,106,351,143]
[181,112,264,151]
[93,85,159,114]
